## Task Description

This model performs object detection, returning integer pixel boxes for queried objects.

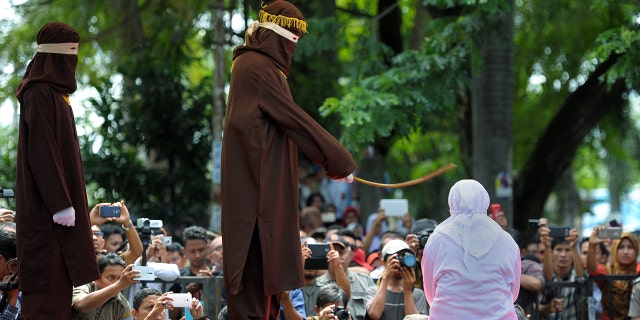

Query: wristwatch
[123,220,133,231]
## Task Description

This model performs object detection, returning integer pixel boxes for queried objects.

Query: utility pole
[210,0,226,233]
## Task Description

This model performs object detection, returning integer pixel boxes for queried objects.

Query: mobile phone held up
[99,205,121,218]
[548,226,570,239]
[304,243,330,270]
[598,227,622,239]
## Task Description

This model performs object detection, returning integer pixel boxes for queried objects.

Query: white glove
[53,207,76,226]
[336,173,354,183]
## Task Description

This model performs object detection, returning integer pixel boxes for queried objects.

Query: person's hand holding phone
[89,203,112,225]
[111,201,131,225]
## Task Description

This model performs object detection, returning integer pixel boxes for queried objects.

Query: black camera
[397,251,417,268]
[528,219,541,229]
[416,228,434,249]
[332,306,350,320]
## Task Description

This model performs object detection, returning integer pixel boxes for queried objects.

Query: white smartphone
[132,266,155,281]
[168,292,193,308]
[380,199,409,217]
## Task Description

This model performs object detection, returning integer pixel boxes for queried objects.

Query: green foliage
[386,130,463,221]
[0,125,17,196]
[320,20,469,156]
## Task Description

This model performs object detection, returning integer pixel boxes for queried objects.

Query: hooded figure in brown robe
[15,22,99,319]
[221,1,357,318]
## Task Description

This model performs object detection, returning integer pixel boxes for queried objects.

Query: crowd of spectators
[2,163,640,320]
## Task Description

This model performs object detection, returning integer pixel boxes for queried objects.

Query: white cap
[381,239,412,260]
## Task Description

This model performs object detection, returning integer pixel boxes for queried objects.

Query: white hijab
[433,179,504,269]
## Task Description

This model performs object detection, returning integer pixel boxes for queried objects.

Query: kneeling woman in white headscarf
[421,179,521,319]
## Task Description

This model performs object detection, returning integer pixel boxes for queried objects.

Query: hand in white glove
[53,207,76,226]
[336,173,354,184]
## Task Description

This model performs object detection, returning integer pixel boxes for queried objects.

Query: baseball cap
[351,248,374,271]
[324,234,349,249]
[381,239,412,260]
[411,218,438,234]
[366,252,381,266]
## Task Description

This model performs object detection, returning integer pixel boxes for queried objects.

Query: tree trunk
[471,1,515,222]
[513,53,626,231]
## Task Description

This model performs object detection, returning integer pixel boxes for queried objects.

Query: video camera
[135,218,164,246]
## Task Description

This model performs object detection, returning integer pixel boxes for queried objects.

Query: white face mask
[37,42,79,55]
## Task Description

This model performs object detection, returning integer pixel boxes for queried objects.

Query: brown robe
[15,22,99,296]
[221,3,357,298]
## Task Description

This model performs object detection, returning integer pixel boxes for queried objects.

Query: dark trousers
[227,226,281,320]
[21,244,73,319]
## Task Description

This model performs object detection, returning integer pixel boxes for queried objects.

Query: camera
[397,251,417,268]
[136,218,164,254]
[160,235,173,246]
[99,205,121,218]
[331,306,350,320]
[528,219,541,229]
[416,228,434,249]
[598,227,622,239]
[549,226,570,238]
[136,218,163,229]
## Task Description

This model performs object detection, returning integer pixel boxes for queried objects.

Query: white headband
[37,42,78,55]
[258,22,300,43]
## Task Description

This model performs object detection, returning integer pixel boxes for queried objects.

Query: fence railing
[138,275,225,319]
[537,274,638,320]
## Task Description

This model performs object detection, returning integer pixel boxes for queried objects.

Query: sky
[0,0,99,128]
[0,0,21,126]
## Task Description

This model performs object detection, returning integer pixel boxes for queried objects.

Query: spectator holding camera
[307,284,349,320]
[131,288,208,320]
[317,234,373,320]
[538,225,584,319]
[0,229,19,320]
[365,239,427,319]
[300,237,349,317]
[70,253,140,319]
[168,225,213,319]
[587,226,639,320]
[90,202,143,265]
[422,179,520,320]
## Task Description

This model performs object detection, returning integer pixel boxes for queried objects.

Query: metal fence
[533,274,638,320]
[138,275,225,319]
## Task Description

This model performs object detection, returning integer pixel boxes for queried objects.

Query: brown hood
[16,22,79,100]
[232,0,306,76]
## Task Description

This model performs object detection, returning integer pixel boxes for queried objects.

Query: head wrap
[233,0,306,75]
[603,232,639,318]
[16,22,79,99]
[432,179,505,269]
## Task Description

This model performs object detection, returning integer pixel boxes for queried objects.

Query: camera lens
[333,307,350,320]
[399,252,416,268]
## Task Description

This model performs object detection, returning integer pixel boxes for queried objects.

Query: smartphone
[132,265,155,281]
[549,226,570,238]
[598,227,622,239]
[99,205,121,218]
[304,243,330,270]
[490,204,501,220]
[380,199,409,217]
[167,292,193,308]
